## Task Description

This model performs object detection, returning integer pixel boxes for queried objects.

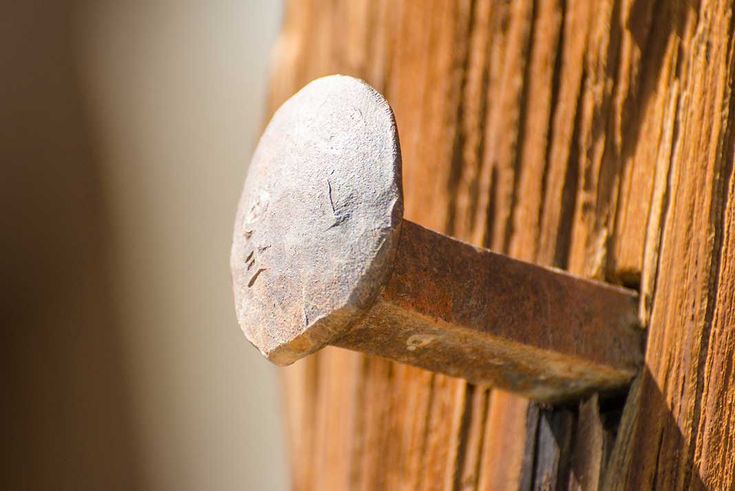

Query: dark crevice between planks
[482,167,499,249]
[597,390,630,449]
[451,384,473,491]
[532,408,576,490]
[459,0,494,245]
[552,83,583,270]
[519,403,541,491]
[502,0,538,254]
[479,0,530,250]
[414,373,437,489]
[447,0,478,237]
[640,104,678,322]
[451,384,490,491]
[537,0,567,254]
[649,426,667,490]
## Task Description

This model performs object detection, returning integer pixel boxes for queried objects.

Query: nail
[231,75,643,402]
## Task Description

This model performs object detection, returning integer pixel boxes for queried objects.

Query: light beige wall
[75,1,288,490]
[1,1,287,490]
[1,2,141,488]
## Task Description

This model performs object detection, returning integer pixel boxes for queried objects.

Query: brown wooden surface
[266,0,735,489]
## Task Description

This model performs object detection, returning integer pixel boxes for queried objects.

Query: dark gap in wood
[537,0,566,255]
[468,2,494,234]
[446,0,477,237]
[598,391,628,433]
[519,402,541,491]
[482,166,499,248]
[598,390,626,484]
[451,383,476,491]
[416,372,438,489]
[502,0,537,253]
[553,83,583,269]
[555,412,576,490]
[470,389,491,491]
[617,273,642,291]
[531,407,576,490]
[478,1,511,249]
[348,354,372,486]
[649,423,667,490]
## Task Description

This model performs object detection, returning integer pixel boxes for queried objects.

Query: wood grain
[266,0,735,488]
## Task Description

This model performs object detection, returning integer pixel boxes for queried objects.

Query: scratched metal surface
[231,75,403,364]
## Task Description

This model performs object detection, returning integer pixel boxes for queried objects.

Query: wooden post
[265,1,735,489]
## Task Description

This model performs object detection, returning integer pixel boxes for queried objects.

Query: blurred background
[1,1,288,489]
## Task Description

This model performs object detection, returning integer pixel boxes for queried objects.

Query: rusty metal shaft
[332,220,643,402]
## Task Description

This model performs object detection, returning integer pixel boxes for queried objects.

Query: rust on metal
[230,74,402,365]
[231,75,643,402]
[333,220,642,401]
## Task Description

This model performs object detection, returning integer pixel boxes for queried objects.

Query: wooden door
[265,1,735,489]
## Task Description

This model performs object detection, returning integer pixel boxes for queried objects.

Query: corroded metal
[230,75,402,364]
[231,75,643,402]
[333,221,641,401]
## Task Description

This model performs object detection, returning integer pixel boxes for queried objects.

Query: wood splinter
[230,75,643,403]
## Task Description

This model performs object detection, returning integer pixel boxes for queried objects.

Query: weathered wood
[264,0,735,489]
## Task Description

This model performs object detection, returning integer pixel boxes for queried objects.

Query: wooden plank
[571,395,606,490]
[533,408,575,490]
[477,392,536,489]
[606,1,735,488]
[265,0,735,489]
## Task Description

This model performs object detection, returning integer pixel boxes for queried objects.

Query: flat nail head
[231,75,403,364]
